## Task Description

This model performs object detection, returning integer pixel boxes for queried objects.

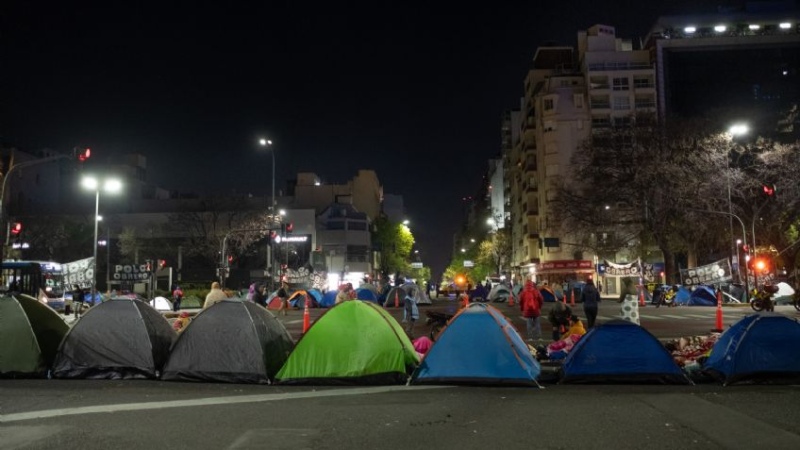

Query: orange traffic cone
[302,299,311,334]
[570,289,575,306]
[713,288,724,332]
[394,290,400,308]
[639,287,645,307]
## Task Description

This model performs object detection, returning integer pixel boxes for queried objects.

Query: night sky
[2,1,711,278]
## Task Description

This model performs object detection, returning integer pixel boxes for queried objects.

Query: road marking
[685,314,714,319]
[659,314,685,320]
[0,385,448,423]
[639,315,665,320]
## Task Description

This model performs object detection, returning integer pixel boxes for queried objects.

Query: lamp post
[726,123,748,280]
[259,138,276,289]
[81,176,122,303]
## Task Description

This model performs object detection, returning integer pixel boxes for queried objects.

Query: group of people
[203,281,292,315]
[516,278,602,359]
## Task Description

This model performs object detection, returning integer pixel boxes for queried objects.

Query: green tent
[1,294,69,377]
[276,300,419,384]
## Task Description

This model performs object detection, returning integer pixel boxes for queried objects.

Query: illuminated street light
[82,175,122,302]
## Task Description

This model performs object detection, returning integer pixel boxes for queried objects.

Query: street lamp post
[726,124,748,281]
[82,176,122,303]
[259,138,276,289]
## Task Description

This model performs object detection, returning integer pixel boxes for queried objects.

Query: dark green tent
[0,294,69,377]
[276,300,419,385]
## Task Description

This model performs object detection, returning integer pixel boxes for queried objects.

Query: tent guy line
[0,385,449,423]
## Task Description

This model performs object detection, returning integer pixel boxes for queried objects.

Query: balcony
[634,81,655,89]
[635,100,656,108]
[590,102,611,109]
[587,61,652,71]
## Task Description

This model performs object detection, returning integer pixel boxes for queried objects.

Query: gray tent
[162,300,294,384]
[53,299,176,379]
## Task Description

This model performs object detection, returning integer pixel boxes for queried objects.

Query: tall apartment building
[506,25,656,288]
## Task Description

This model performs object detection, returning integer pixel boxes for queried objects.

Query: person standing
[580,278,601,328]
[252,284,268,308]
[276,281,289,315]
[172,285,184,312]
[72,284,85,319]
[519,280,543,342]
[203,281,228,309]
[403,284,419,336]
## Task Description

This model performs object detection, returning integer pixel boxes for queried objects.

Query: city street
[4,298,800,449]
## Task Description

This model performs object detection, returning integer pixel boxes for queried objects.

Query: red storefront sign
[537,260,594,273]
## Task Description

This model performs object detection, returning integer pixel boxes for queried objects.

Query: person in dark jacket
[580,278,601,328]
[72,284,85,319]
[252,284,268,308]
[548,300,572,341]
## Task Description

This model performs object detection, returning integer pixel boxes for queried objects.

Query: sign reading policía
[113,264,152,281]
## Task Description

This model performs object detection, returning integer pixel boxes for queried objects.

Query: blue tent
[560,320,692,384]
[704,314,800,385]
[688,286,717,306]
[671,286,692,305]
[355,288,378,302]
[319,291,337,308]
[410,303,540,386]
[540,288,557,303]
[306,289,323,303]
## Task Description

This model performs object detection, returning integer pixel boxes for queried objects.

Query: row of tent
[3,294,800,386]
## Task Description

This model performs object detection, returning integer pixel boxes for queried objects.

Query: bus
[1,260,66,310]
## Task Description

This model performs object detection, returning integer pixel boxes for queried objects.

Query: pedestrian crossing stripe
[685,314,714,319]
[660,315,685,320]
[638,314,665,320]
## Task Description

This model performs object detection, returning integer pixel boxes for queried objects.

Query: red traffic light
[74,147,91,162]
[158,259,166,269]
[10,222,22,235]
[286,222,293,233]
[227,255,233,264]
[741,244,749,253]
[762,184,775,196]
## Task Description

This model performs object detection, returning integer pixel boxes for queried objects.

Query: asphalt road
[6,297,798,449]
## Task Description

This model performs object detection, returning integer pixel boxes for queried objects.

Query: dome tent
[275,300,418,384]
[162,300,294,384]
[53,299,175,379]
[560,319,691,385]
[0,294,69,377]
[703,314,800,385]
[410,303,540,386]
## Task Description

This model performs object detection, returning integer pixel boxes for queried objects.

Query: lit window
[714,25,727,32]
[779,22,792,29]
[749,24,761,30]
[684,26,696,33]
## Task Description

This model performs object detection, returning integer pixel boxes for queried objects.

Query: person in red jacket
[519,280,544,342]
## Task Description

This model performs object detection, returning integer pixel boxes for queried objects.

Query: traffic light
[762,183,776,197]
[10,222,22,236]
[74,147,91,162]
[286,222,293,233]
[158,259,166,270]
[748,257,771,273]
[145,260,152,272]
[741,244,750,254]
[227,255,233,265]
